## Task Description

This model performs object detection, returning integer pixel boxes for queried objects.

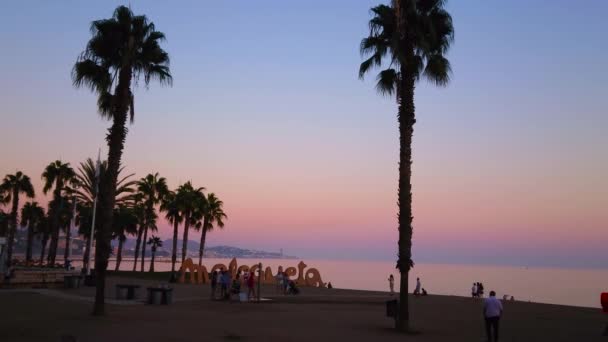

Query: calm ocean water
[87,258,607,308]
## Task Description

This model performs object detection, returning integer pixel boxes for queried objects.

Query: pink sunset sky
[1,1,606,267]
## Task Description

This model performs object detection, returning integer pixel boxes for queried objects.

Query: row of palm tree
[0,164,226,277]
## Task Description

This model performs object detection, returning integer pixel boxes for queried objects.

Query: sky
[0,1,606,268]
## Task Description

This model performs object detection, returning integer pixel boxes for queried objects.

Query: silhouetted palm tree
[72,5,172,315]
[21,202,46,263]
[0,171,35,264]
[147,235,162,272]
[0,192,7,237]
[75,158,135,268]
[37,215,51,265]
[198,193,227,266]
[112,205,138,271]
[177,182,205,263]
[359,0,453,331]
[160,190,182,273]
[135,173,168,272]
[42,160,76,265]
[0,210,8,238]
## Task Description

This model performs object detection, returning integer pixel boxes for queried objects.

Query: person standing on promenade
[414,277,421,296]
[275,271,283,294]
[483,290,503,342]
[388,274,395,295]
[247,269,256,300]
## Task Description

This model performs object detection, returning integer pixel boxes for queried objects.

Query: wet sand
[0,276,605,341]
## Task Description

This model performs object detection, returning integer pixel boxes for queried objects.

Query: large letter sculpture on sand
[178,258,325,287]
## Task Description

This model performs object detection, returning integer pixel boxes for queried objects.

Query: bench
[147,287,173,305]
[63,275,82,289]
[116,284,141,300]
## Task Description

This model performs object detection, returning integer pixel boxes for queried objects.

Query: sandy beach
[1,275,605,342]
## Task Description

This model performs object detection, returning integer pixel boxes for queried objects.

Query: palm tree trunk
[25,224,34,263]
[6,190,19,265]
[395,56,416,332]
[140,226,148,272]
[181,215,190,263]
[171,220,179,273]
[47,230,58,265]
[48,193,64,266]
[63,224,72,262]
[40,233,49,265]
[198,222,208,266]
[132,225,143,271]
[82,234,90,267]
[149,248,155,272]
[93,68,132,316]
[115,237,124,271]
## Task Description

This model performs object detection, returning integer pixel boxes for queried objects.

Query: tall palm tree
[42,160,76,265]
[136,173,168,272]
[62,180,81,264]
[131,193,146,271]
[37,215,51,265]
[160,190,182,273]
[147,235,162,272]
[177,182,205,263]
[72,5,172,315]
[75,158,136,269]
[198,193,227,266]
[0,192,7,236]
[0,171,35,264]
[21,202,46,263]
[112,205,138,271]
[0,209,8,238]
[359,0,453,331]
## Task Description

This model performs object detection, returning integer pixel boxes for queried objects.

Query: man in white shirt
[483,291,503,342]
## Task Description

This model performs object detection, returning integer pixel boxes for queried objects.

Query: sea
[82,258,607,309]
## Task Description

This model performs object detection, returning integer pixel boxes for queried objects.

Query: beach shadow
[223,332,244,340]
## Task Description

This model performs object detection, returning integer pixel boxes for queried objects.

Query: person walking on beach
[478,282,485,298]
[483,290,503,342]
[414,277,421,296]
[388,274,395,295]
[472,282,478,298]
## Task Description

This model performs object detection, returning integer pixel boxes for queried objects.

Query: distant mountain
[11,233,296,260]
[160,240,297,259]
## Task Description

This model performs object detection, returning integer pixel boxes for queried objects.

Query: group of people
[210,269,300,301]
[387,275,428,296]
[210,269,258,301]
[387,275,503,342]
[471,281,485,297]
[274,272,299,295]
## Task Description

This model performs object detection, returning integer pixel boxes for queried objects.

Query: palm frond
[423,54,451,86]
[375,69,399,96]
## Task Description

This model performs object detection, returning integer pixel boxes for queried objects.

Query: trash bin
[163,289,173,305]
[72,276,81,288]
[386,299,398,318]
[84,274,96,287]
[116,287,126,299]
